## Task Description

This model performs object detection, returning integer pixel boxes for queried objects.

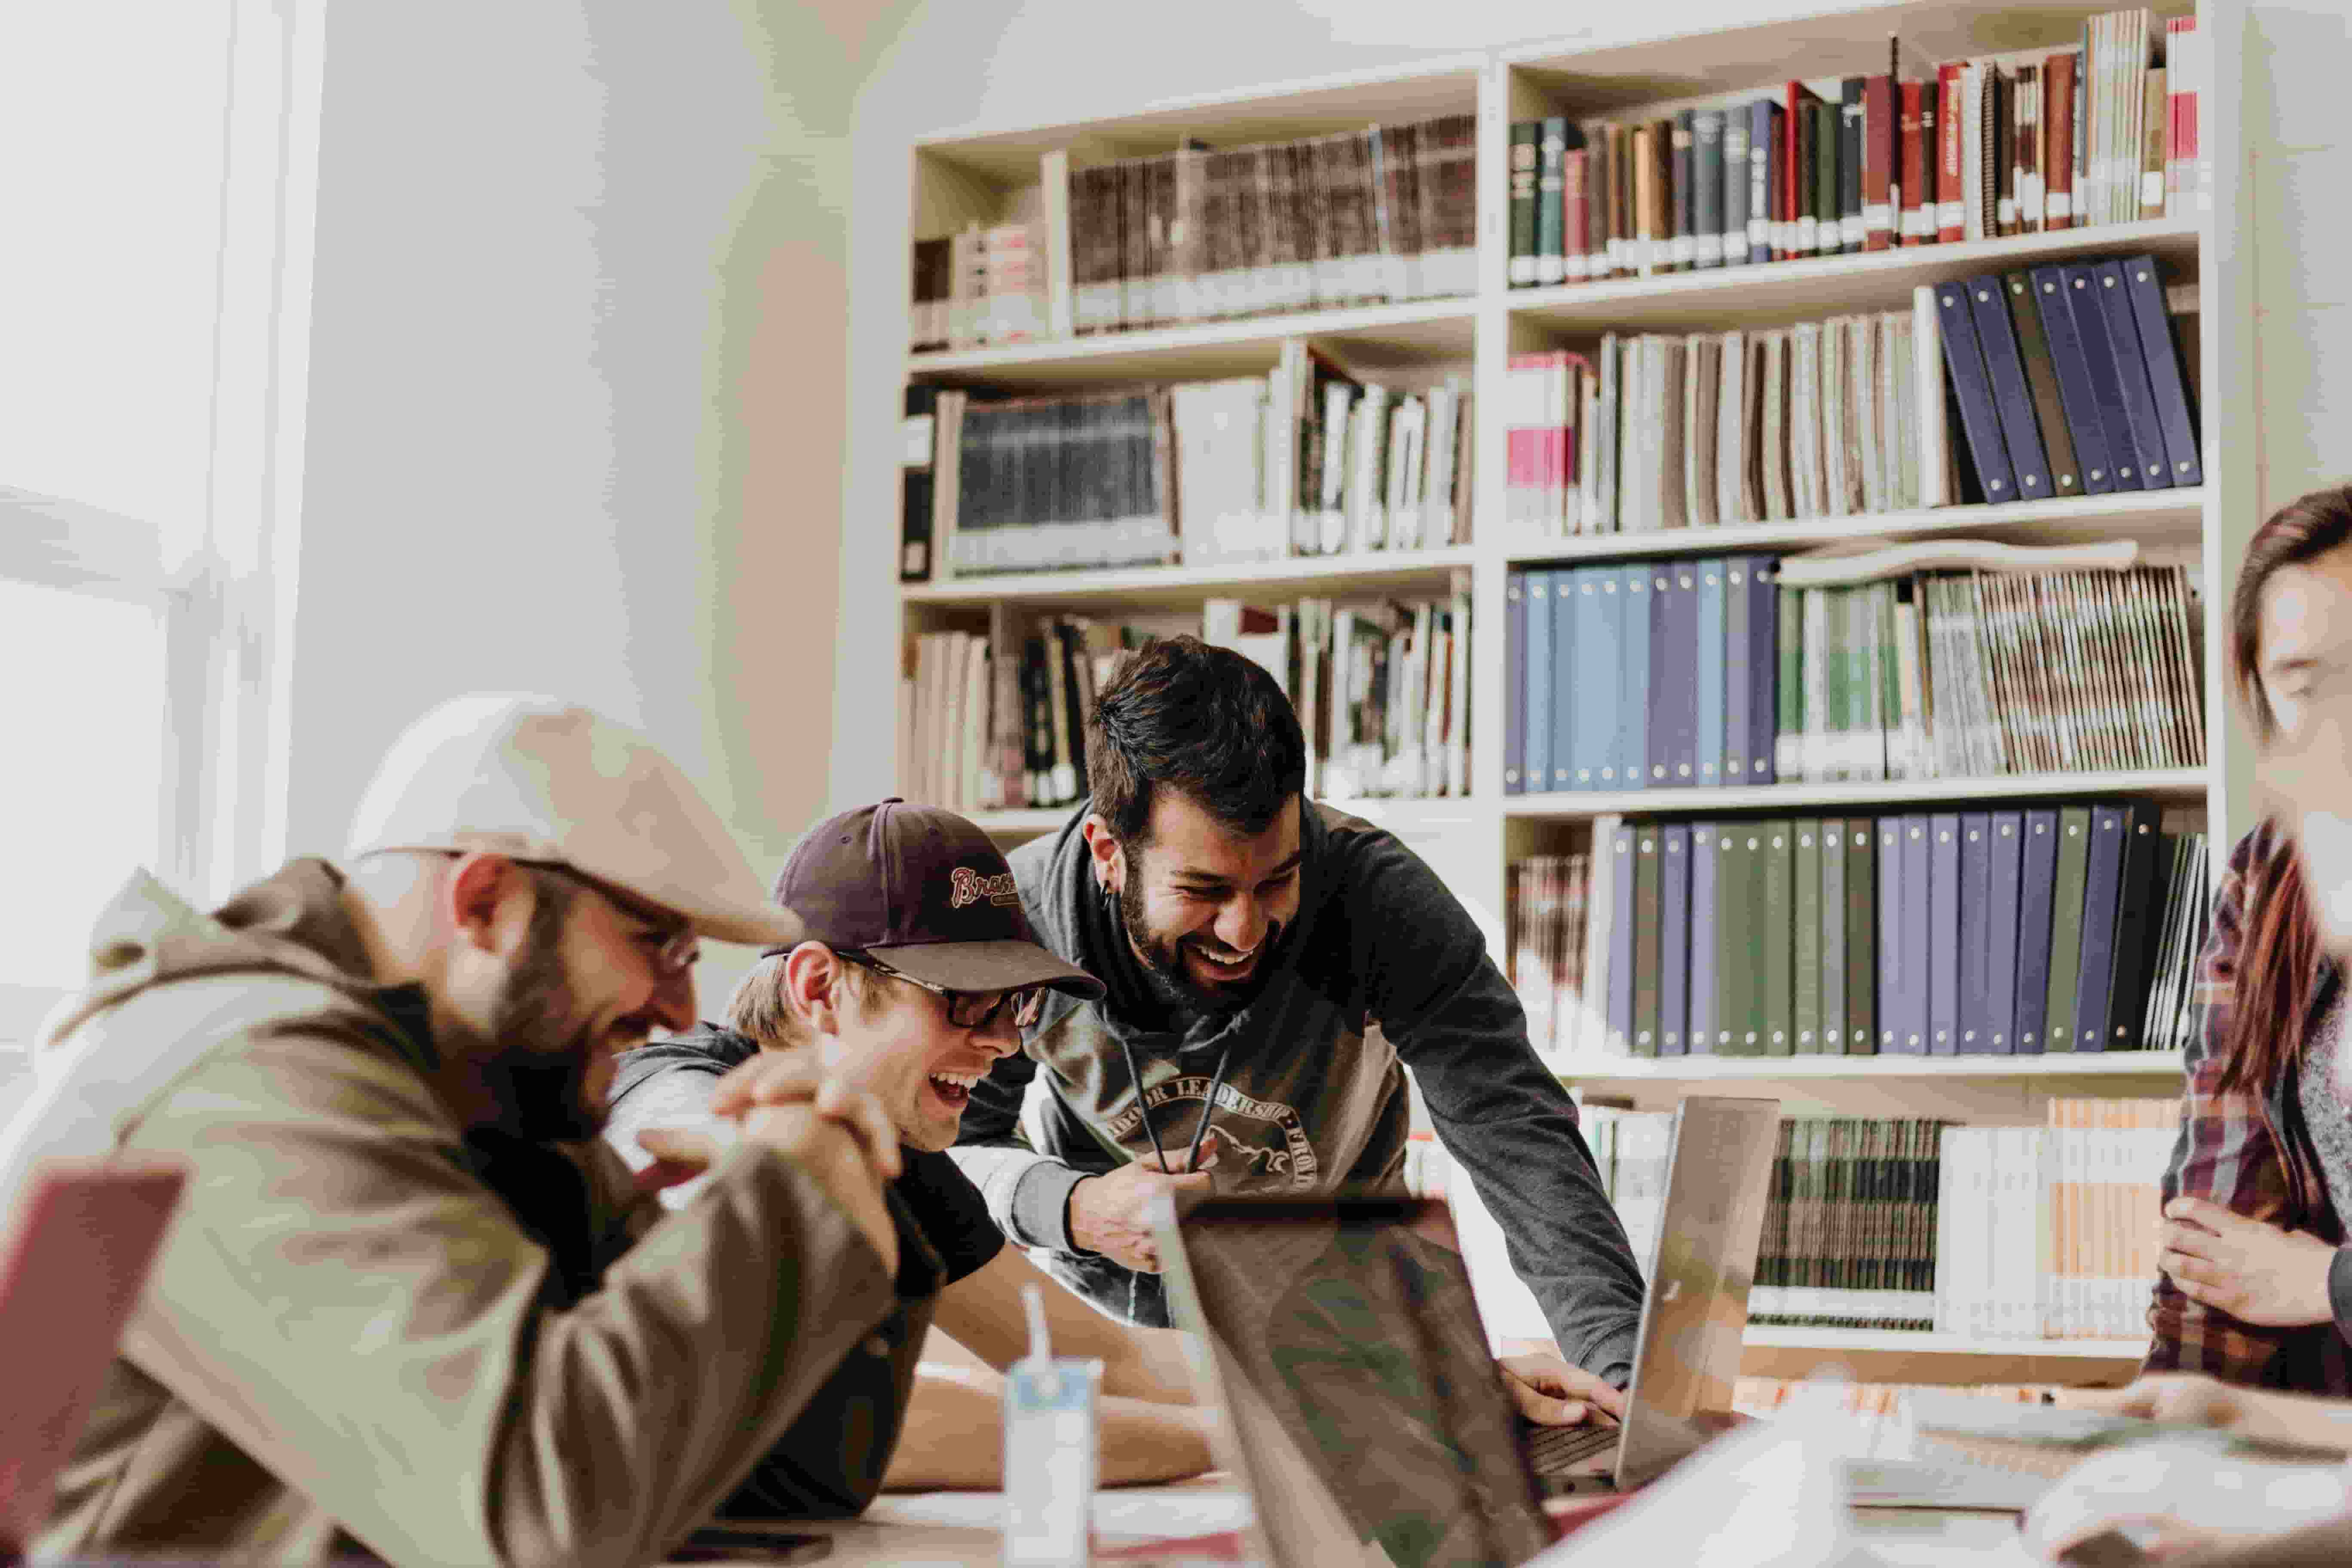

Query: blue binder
[1660,822,1692,1055]
[1689,822,1720,1055]
[1504,573,1528,795]
[1928,813,1960,1055]
[1617,564,1654,794]
[1934,280,2018,503]
[1985,811,2025,1054]
[2027,264,2119,495]
[1555,568,1586,791]
[2012,809,2061,1054]
[1644,562,1678,787]
[2090,261,2173,493]
[1876,818,1903,1054]
[2061,263,2147,491]
[2100,800,2167,1049]
[1523,571,1553,795]
[1964,273,2054,502]
[1899,814,1932,1054]
[2121,254,2203,488]
[1725,558,1755,785]
[1662,563,1702,786]
[2069,802,2129,1054]
[1957,812,1993,1053]
[1696,559,1728,787]
[1749,100,1780,266]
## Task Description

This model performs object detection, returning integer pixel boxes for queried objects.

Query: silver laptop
[1156,1095,1782,1567]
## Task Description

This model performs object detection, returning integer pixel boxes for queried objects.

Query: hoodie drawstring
[1121,1033,1234,1179]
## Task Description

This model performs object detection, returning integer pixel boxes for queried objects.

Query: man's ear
[442,852,535,959]
[781,941,848,1036]
[1080,814,1125,895]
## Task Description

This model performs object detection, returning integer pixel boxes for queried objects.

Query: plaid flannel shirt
[2144,820,2352,1393]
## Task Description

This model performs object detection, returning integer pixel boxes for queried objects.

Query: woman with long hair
[2147,482,2352,1393]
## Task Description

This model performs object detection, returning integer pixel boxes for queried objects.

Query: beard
[1118,870,1283,1014]
[475,881,606,1142]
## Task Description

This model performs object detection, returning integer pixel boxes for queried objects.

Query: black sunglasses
[835,949,1048,1031]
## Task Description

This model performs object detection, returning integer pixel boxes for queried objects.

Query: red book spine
[1936,63,1965,242]
[1898,80,1926,245]
[1862,74,1895,251]
[2045,49,2077,231]
[1780,80,1806,261]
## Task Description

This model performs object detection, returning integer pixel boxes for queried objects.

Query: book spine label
[1936,64,1965,239]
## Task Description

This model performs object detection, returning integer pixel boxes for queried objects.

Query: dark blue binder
[1985,811,2025,1054]
[1955,813,1993,1053]
[1607,821,1639,1049]
[1725,558,1755,786]
[2062,263,2148,491]
[1662,562,1702,786]
[1747,558,1779,786]
[2069,802,2130,1054]
[2121,254,2203,488]
[1929,813,1961,1055]
[1641,563,1674,787]
[1689,822,1720,1054]
[1523,571,1553,795]
[1618,564,1654,794]
[1556,568,1587,791]
[2100,800,2167,1049]
[1964,273,2054,502]
[2028,264,2119,495]
[1876,818,1903,1054]
[2090,260,2174,493]
[1697,559,1728,787]
[2012,808,2061,1054]
[1750,100,1780,266]
[1661,822,1692,1055]
[1934,280,2018,503]
[1899,814,1932,1054]
[1504,573,1528,795]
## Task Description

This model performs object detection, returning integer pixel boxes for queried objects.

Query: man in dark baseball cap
[604,799,1213,1507]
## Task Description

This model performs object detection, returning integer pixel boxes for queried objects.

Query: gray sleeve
[1352,834,1646,1384]
[603,1070,730,1213]
[948,1046,1087,1253]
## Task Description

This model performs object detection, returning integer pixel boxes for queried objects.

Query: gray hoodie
[948,800,1644,1384]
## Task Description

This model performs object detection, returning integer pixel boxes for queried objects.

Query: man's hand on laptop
[1068,1130,1222,1272]
[1497,1352,1625,1427]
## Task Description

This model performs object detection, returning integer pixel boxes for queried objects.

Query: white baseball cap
[346,693,802,947]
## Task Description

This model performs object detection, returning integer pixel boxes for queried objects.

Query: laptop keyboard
[1524,1420,1619,1475]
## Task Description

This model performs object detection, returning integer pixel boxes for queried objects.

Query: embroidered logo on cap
[949,867,1020,910]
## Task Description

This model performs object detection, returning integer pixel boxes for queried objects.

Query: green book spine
[1845,819,1877,1055]
[1633,825,1663,1057]
[1718,823,1753,1054]
[1508,122,1540,284]
[1763,819,1795,1054]
[2043,805,2095,1050]
[1845,588,1872,782]
[1877,583,1903,781]
[1795,820,1823,1053]
[1776,584,1804,780]
[1810,99,1839,257]
[1819,588,1847,781]
[1820,817,1847,1052]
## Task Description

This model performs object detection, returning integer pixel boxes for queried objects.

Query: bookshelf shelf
[1502,490,2206,567]
[1504,769,2211,821]
[1743,1326,2148,1358]
[903,544,1477,611]
[907,297,1478,390]
[1549,1050,2185,1081]
[1507,218,2202,336]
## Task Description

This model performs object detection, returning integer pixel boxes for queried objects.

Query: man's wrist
[1008,1158,1092,1253]
[1064,1173,1098,1257]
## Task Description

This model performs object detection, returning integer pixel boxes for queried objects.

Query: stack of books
[906,355,1473,581]
[1935,1097,2180,1340]
[900,619,1146,814]
[1750,1117,1947,1330]
[1265,595,1473,803]
[1506,812,2208,1060]
[910,221,1049,352]
[1504,557,2205,796]
[1501,251,2198,542]
[1507,8,2206,286]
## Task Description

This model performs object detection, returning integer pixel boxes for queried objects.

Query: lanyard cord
[1119,1033,1235,1176]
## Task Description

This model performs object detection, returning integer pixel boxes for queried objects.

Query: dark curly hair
[1085,634,1307,846]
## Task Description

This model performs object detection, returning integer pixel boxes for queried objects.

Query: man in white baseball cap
[19,693,943,1568]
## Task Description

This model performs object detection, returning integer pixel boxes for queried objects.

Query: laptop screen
[1163,1196,1554,1568]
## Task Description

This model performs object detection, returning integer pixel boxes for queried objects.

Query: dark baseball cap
[771,798,1104,999]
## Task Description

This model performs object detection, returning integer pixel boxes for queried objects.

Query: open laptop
[1155,1095,1781,1567]
[0,1157,188,1554]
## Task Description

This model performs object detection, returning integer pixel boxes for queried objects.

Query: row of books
[907,116,1478,352]
[1936,1100,2178,1341]
[899,618,1143,813]
[1587,1099,2176,1340]
[1506,9,2205,287]
[1505,809,2208,1060]
[899,355,1473,582]
[1503,556,2205,797]
[1208,596,1473,802]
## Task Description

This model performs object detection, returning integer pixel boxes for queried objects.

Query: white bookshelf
[884,0,2248,1387]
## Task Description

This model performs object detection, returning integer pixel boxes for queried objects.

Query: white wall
[286,0,891,999]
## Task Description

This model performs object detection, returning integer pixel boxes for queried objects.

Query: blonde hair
[725,946,894,1048]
